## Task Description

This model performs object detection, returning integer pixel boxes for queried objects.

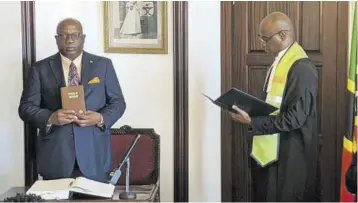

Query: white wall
[35,1,174,201]
[188,1,221,202]
[0,1,24,195]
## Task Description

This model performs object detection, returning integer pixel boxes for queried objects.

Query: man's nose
[65,35,75,43]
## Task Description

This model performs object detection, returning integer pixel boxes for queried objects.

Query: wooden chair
[110,125,160,201]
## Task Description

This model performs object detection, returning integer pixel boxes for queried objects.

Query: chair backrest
[110,126,160,185]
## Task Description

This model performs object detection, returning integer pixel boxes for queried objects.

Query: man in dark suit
[18,18,126,182]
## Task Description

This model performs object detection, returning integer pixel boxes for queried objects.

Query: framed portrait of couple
[103,1,168,54]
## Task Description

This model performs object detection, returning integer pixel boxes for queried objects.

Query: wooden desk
[0,184,159,202]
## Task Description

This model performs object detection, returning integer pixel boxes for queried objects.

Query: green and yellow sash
[251,42,308,167]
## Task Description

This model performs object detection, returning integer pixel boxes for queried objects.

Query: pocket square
[88,77,100,84]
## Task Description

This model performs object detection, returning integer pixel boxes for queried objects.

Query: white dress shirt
[263,46,290,93]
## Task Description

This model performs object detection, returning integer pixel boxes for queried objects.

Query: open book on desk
[26,177,115,200]
[203,87,278,116]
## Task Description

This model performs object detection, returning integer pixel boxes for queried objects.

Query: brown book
[61,85,86,115]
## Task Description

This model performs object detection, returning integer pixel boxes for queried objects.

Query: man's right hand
[48,109,77,125]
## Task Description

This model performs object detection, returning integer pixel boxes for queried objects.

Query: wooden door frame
[220,1,349,201]
[21,2,189,202]
[173,1,189,202]
[21,1,37,187]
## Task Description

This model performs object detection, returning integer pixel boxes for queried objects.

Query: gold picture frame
[103,1,168,54]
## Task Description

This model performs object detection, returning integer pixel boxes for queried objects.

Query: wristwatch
[97,114,105,131]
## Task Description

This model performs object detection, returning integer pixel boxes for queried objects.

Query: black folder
[203,87,278,117]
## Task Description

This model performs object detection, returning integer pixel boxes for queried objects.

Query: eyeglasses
[56,33,83,41]
[258,30,287,43]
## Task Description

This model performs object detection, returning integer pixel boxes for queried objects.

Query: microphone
[109,132,141,185]
[108,125,154,200]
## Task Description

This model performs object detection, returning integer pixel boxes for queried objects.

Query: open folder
[203,87,278,116]
[26,177,114,200]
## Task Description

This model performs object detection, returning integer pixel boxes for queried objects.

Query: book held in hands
[203,87,278,116]
[61,85,86,115]
[26,177,115,200]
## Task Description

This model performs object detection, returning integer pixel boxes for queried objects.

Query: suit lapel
[50,52,94,96]
[49,53,65,87]
[81,52,93,95]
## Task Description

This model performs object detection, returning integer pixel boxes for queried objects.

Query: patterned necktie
[68,62,80,86]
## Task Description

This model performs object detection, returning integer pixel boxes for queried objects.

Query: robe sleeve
[250,59,318,135]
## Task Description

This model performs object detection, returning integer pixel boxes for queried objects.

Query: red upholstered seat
[110,128,160,186]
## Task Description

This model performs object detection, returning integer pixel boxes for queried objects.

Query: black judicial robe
[250,58,319,202]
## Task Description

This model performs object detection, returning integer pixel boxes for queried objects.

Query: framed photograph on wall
[103,1,168,54]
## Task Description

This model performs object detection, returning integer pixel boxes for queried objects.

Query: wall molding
[21,1,37,187]
[173,1,189,202]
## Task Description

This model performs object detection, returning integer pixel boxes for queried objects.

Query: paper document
[26,177,115,200]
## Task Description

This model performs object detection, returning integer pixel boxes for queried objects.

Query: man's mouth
[65,47,76,51]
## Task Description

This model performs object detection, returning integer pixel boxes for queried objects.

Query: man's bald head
[56,18,83,34]
[258,12,295,55]
[260,12,294,36]
[55,18,85,61]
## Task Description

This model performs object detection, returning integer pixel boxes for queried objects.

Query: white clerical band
[266,95,282,105]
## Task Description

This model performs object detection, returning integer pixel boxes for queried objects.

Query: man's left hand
[229,105,251,125]
[75,111,102,127]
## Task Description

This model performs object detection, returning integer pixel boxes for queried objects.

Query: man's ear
[279,31,287,40]
[54,36,59,46]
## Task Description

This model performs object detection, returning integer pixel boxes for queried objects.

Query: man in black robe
[230,12,319,201]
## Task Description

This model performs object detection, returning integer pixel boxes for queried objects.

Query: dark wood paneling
[301,2,320,50]
[21,1,37,187]
[220,2,233,202]
[286,2,300,41]
[173,1,188,202]
[221,1,349,202]
[248,66,270,100]
[320,2,338,201]
[248,2,266,51]
[335,1,349,199]
[232,2,251,201]
[267,1,286,14]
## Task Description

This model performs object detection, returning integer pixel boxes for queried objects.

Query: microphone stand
[109,132,141,200]
[118,157,136,199]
